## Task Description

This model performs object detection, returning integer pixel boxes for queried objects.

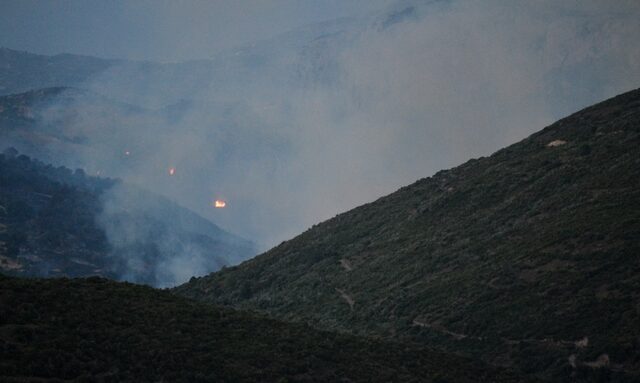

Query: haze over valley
[2,1,639,250]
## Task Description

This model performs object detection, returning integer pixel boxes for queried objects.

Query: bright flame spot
[124,150,131,156]
[169,167,176,176]
[214,200,226,208]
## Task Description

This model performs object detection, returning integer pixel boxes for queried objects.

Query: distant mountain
[0,150,255,286]
[0,48,118,96]
[0,9,366,97]
[0,275,536,383]
[0,86,144,142]
[0,87,170,167]
[176,89,640,382]
[0,47,214,109]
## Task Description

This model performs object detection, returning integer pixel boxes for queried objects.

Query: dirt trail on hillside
[412,318,589,349]
[335,288,355,310]
[339,259,353,271]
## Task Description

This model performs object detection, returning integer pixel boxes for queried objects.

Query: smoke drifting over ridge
[96,182,253,287]
[25,0,640,250]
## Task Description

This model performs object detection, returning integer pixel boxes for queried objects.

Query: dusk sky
[0,0,389,61]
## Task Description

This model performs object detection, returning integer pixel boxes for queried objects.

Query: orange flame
[214,200,226,208]
[169,167,176,176]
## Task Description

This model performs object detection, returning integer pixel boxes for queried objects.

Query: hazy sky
[0,0,390,62]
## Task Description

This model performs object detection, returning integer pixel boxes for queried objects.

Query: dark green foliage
[0,152,114,278]
[176,89,640,382]
[0,275,533,383]
[0,152,255,286]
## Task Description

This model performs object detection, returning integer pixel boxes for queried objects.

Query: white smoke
[29,0,640,251]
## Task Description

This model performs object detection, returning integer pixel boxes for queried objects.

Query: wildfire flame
[214,200,226,208]
[124,150,131,156]
[169,167,176,176]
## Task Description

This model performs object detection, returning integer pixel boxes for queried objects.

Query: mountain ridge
[0,47,119,96]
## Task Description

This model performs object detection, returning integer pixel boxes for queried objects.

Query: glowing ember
[214,200,226,208]
[169,167,176,176]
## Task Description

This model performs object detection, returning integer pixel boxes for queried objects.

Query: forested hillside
[0,275,535,383]
[0,150,255,286]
